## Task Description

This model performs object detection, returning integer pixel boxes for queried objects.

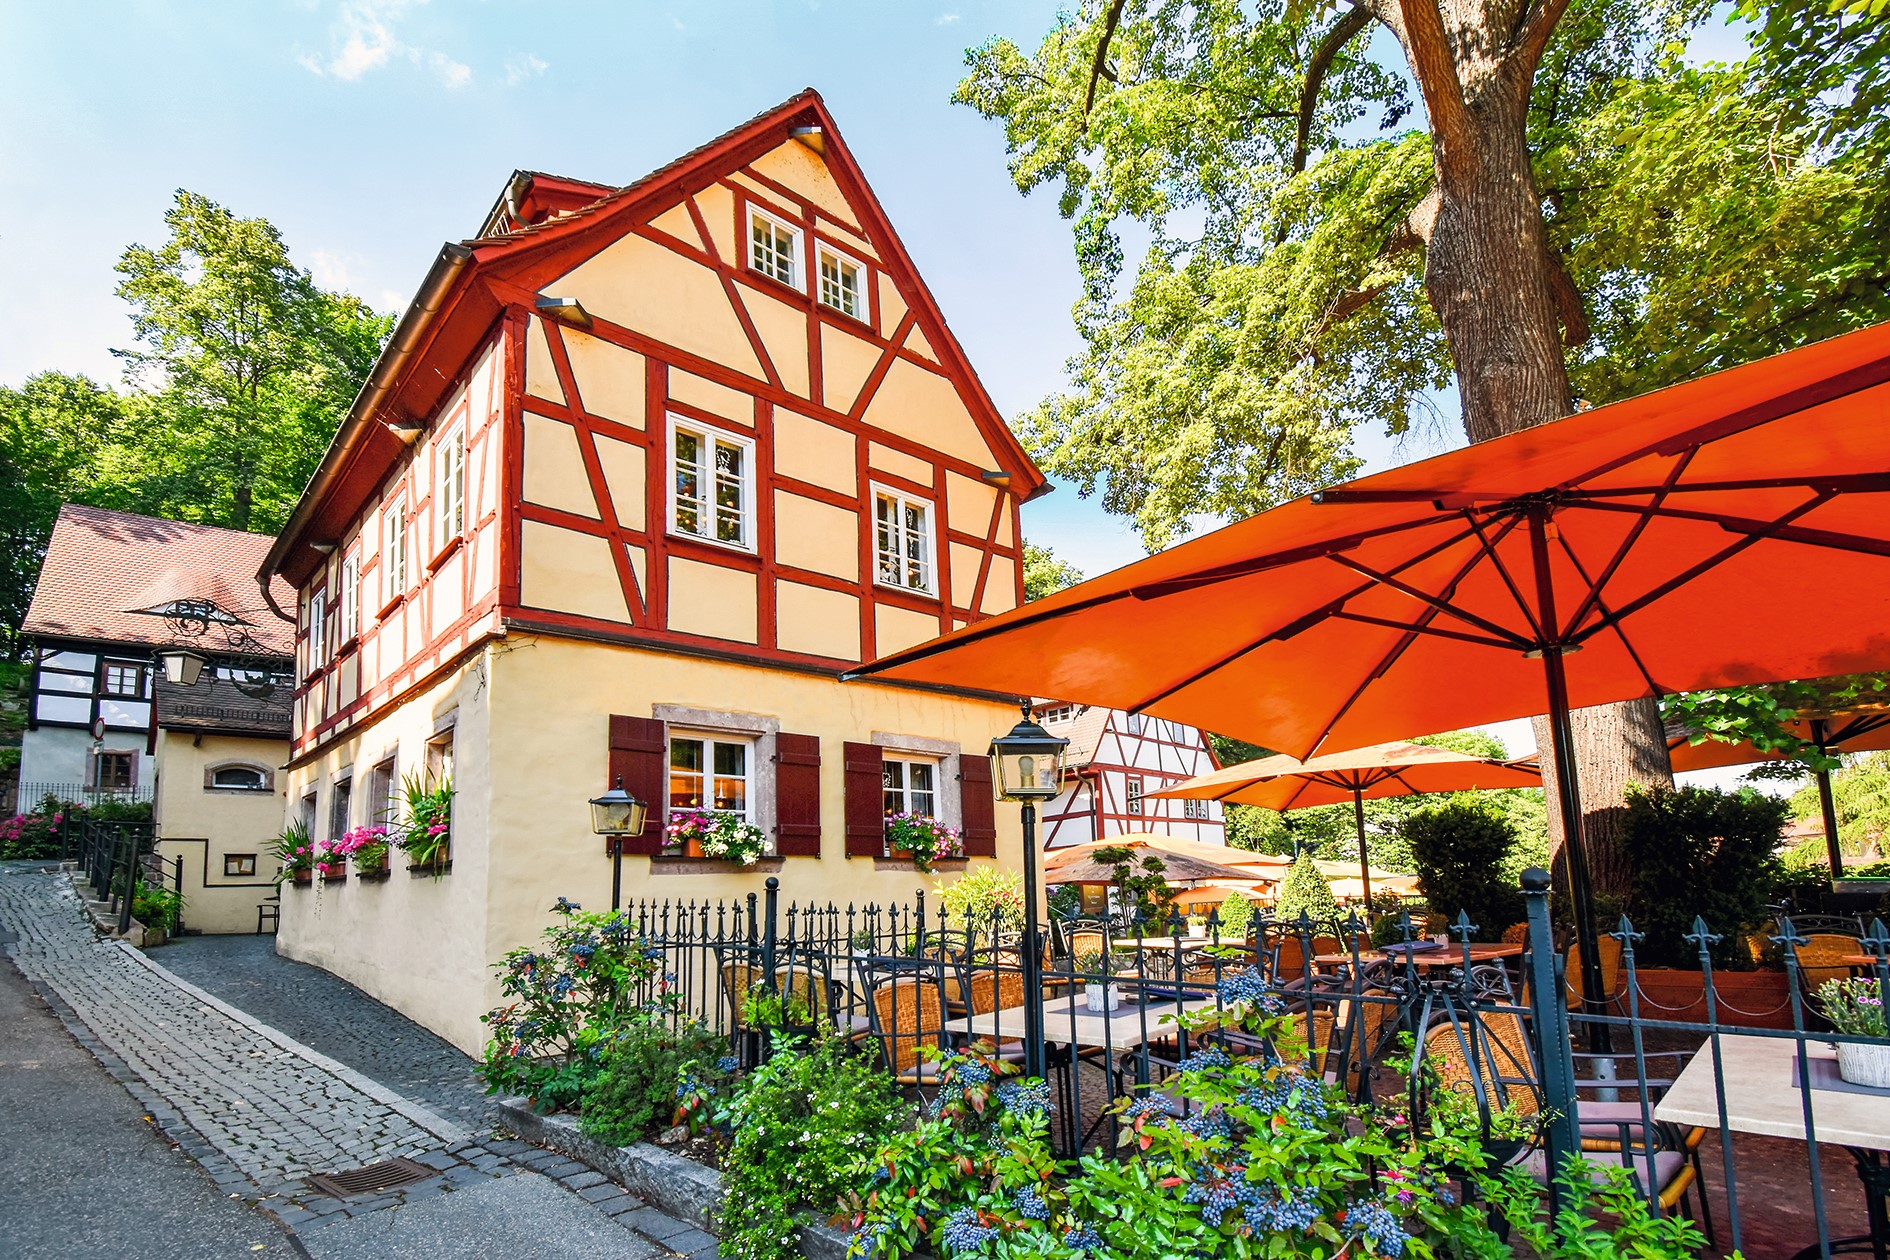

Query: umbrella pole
[1529,511,1610,1050]
[1353,787,1373,916]
[1812,718,1844,881]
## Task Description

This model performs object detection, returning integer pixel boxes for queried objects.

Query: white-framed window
[307,591,327,667]
[101,662,146,699]
[816,245,864,319]
[670,419,754,549]
[1182,798,1208,821]
[669,733,753,821]
[873,487,934,593]
[383,498,408,603]
[1125,712,1144,737]
[437,427,465,548]
[209,765,269,792]
[882,756,939,818]
[1036,703,1084,725]
[1125,776,1144,816]
[748,206,801,288]
[338,554,359,644]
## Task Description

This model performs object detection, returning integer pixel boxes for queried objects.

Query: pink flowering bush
[270,820,315,883]
[0,808,62,860]
[395,772,452,869]
[884,812,963,873]
[667,808,766,865]
[326,824,391,876]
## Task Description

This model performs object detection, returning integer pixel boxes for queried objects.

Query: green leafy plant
[1404,802,1524,941]
[714,1034,910,1260]
[270,819,314,883]
[1619,785,1789,968]
[580,1016,725,1146]
[395,771,452,869]
[1274,849,1340,926]
[884,812,964,872]
[741,984,816,1030]
[936,864,1026,938]
[1214,890,1254,940]
[479,897,673,1110]
[1092,844,1174,929]
[0,794,68,859]
[131,881,184,933]
[1819,977,1889,1038]
[1479,1156,1707,1258]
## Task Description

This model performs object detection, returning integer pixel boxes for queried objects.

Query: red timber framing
[1038,711,1228,850]
[269,90,1046,762]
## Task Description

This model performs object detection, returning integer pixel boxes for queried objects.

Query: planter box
[1632,967,1795,1030]
[497,1098,857,1259]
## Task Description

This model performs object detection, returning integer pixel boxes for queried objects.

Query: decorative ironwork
[131,598,288,700]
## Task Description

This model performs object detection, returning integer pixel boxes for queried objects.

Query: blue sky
[0,1,1768,775]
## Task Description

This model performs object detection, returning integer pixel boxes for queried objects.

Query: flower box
[290,870,313,887]
[1631,967,1795,1030]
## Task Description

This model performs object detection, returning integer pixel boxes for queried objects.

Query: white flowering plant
[884,812,962,872]
[667,808,768,865]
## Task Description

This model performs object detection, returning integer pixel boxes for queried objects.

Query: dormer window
[817,246,864,319]
[748,207,800,288]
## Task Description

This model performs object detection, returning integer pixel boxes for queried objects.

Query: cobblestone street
[0,863,716,1258]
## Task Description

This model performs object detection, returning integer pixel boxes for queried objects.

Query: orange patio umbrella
[1669,706,1890,873]
[850,322,1890,1008]
[1151,741,1541,907]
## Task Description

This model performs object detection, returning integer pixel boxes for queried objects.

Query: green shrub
[131,882,184,933]
[1620,785,1788,969]
[935,864,1025,938]
[714,1035,909,1260]
[1273,849,1337,924]
[1214,889,1253,939]
[581,1016,723,1146]
[1405,800,1524,941]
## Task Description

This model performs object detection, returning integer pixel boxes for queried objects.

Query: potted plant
[1819,977,1890,1087]
[883,812,963,873]
[667,809,767,865]
[337,824,392,879]
[1075,948,1126,1012]
[314,836,348,883]
[395,772,452,875]
[271,820,315,886]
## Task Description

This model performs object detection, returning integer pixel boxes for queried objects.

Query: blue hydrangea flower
[1344,1199,1410,1258]
[1180,1107,1233,1138]
[852,1220,890,1259]
[1011,1185,1050,1221]
[1178,1045,1231,1074]
[552,973,576,996]
[995,1080,1052,1116]
[715,1054,739,1074]
[940,1207,1000,1253]
[552,896,581,915]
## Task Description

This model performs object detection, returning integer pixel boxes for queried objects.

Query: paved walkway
[0,863,715,1258]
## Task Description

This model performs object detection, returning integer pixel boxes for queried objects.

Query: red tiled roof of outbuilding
[23,505,295,655]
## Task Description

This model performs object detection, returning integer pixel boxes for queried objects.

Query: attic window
[817,246,863,319]
[748,207,800,289]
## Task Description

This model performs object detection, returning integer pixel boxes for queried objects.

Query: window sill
[375,593,406,619]
[426,535,463,573]
[742,266,811,308]
[335,635,359,656]
[815,298,869,326]
[667,528,759,560]
[408,860,453,878]
[651,856,785,875]
[872,858,968,872]
[872,578,939,601]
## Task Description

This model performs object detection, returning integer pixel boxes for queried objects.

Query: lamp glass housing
[988,710,1070,802]
[588,779,648,837]
[159,650,207,687]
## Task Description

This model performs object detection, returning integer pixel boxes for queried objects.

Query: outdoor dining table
[1311,943,1524,969]
[1657,1033,1890,1260]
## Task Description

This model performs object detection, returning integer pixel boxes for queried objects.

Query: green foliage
[580,1017,723,1147]
[1021,542,1084,602]
[1214,889,1254,940]
[1092,844,1175,928]
[395,771,452,867]
[1479,1157,1707,1258]
[936,864,1026,937]
[1403,801,1524,942]
[1,795,68,859]
[480,899,673,1108]
[131,881,184,933]
[1789,752,1890,863]
[715,1036,910,1260]
[846,1001,1505,1260]
[1663,675,1890,775]
[1619,785,1790,968]
[1818,976,1890,1039]
[270,819,314,882]
[1273,849,1338,925]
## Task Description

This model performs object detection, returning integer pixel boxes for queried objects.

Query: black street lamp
[589,777,649,911]
[988,702,1069,1081]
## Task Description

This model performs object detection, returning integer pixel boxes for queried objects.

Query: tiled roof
[1042,704,1112,769]
[23,505,295,656]
[155,674,292,739]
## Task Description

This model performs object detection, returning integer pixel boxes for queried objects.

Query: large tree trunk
[1390,0,1673,895]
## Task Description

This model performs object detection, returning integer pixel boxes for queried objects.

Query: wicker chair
[1795,933,1865,994]
[1566,935,1623,1007]
[865,973,952,1088]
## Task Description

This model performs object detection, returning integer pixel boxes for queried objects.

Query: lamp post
[988,703,1069,1082]
[589,777,648,912]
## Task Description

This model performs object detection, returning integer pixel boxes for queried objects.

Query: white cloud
[935,12,961,24]
[504,54,548,86]
[301,1,471,89]
[307,250,355,290]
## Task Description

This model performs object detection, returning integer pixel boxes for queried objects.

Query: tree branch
[1544,240,1590,348]
[1312,187,1440,339]
[1396,0,1478,171]
[1292,6,1374,175]
[1506,0,1573,89]
[1084,0,1129,119]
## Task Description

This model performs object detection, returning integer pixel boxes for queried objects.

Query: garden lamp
[589,777,648,911]
[988,704,1070,1081]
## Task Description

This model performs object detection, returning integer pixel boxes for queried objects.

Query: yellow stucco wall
[277,656,493,1052]
[153,731,289,935]
[555,235,765,382]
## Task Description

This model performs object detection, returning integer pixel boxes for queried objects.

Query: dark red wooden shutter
[843,741,884,858]
[608,715,667,856]
[773,733,821,857]
[959,755,997,857]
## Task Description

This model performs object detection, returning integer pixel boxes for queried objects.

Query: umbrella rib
[1556,447,1699,640]
[1552,530,1666,699]
[1563,498,1890,560]
[1331,610,1523,650]
[1461,512,1544,641]
[1567,493,1834,641]
[1125,515,1460,600]
[1325,554,1535,647]
[1562,472,1890,499]
[1121,520,1490,715]
[1834,712,1890,743]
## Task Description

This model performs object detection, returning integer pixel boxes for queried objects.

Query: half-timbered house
[1035,704,1227,849]
[259,92,1047,1051]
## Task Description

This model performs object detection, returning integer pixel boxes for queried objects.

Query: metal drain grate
[304,1156,439,1199]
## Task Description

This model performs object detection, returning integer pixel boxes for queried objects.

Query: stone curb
[113,939,473,1147]
[497,1097,853,1260]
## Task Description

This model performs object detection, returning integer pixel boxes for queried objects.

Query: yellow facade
[153,731,289,935]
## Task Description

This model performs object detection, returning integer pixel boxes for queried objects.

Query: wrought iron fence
[570,873,1890,1258]
[65,817,165,936]
[13,781,156,811]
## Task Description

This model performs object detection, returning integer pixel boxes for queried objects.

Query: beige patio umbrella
[1045,848,1261,887]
